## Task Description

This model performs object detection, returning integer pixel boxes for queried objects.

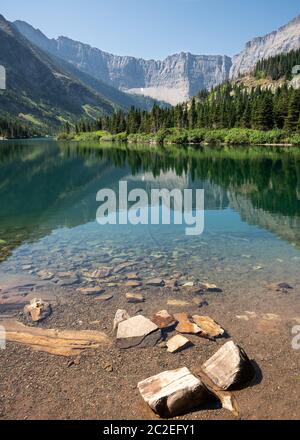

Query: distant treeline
[72,83,300,135]
[0,117,36,139]
[254,48,300,81]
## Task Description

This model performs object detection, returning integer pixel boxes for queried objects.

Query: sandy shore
[0,276,299,420]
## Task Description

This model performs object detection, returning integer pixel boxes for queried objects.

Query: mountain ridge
[14,20,232,105]
[230,14,300,78]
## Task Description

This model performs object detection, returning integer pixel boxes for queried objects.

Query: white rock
[117,315,160,349]
[113,309,130,332]
[167,335,191,353]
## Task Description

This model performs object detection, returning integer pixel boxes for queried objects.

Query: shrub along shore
[58,127,300,146]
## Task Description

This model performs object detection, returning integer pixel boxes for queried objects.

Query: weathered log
[194,369,240,417]
[138,367,211,418]
[202,341,255,390]
[0,320,111,357]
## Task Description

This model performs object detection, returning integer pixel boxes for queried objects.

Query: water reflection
[0,140,299,264]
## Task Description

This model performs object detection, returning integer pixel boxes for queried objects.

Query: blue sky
[2,0,300,59]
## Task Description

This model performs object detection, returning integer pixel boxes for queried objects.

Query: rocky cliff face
[230,15,300,79]
[14,21,232,105]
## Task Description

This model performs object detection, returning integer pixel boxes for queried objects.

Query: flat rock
[114,262,135,274]
[182,282,194,288]
[167,299,191,307]
[192,316,225,339]
[85,267,113,279]
[151,310,177,329]
[167,335,192,353]
[95,293,113,302]
[77,287,106,296]
[174,313,201,335]
[267,282,293,292]
[145,278,165,287]
[137,367,211,418]
[202,341,255,390]
[37,270,55,281]
[56,272,75,279]
[113,309,130,332]
[126,293,145,304]
[0,274,40,294]
[192,297,209,307]
[125,281,142,288]
[24,298,52,322]
[56,277,79,287]
[127,273,140,281]
[117,315,161,349]
[199,283,222,293]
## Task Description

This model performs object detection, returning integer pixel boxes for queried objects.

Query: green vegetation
[254,48,300,80]
[59,127,300,147]
[0,116,38,139]
[58,82,300,147]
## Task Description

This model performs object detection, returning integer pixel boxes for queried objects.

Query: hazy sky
[2,0,300,59]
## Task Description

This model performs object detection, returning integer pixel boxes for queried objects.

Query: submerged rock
[167,299,191,307]
[125,281,142,288]
[267,282,293,293]
[199,283,222,293]
[90,267,113,279]
[116,315,161,349]
[24,298,52,322]
[202,341,255,390]
[138,367,211,418]
[37,270,55,281]
[77,287,106,296]
[126,293,145,304]
[126,273,140,281]
[95,293,113,302]
[145,278,165,287]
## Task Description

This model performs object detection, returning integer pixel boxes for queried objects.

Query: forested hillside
[74,83,300,135]
[254,48,300,80]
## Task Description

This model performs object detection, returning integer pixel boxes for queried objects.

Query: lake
[0,139,299,420]
[0,140,299,279]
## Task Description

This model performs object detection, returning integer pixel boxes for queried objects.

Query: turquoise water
[0,140,299,287]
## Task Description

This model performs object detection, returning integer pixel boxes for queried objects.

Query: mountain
[0,14,122,130]
[0,14,161,133]
[14,20,232,105]
[230,15,300,79]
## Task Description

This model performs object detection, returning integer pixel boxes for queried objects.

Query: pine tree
[285,90,300,131]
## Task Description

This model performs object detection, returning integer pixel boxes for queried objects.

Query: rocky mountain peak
[230,14,300,78]
[14,20,232,105]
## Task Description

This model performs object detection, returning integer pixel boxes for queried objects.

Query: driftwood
[202,341,255,390]
[138,366,240,418]
[194,369,240,417]
[0,321,111,357]
[138,367,211,418]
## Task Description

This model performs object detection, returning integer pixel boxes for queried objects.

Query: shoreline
[56,128,300,148]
